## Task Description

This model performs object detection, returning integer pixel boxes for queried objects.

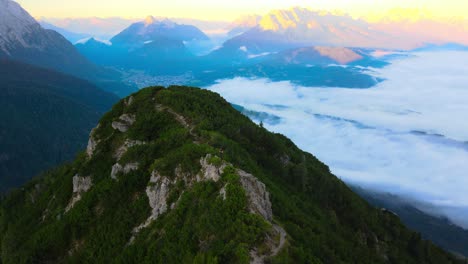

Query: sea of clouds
[207,51,468,228]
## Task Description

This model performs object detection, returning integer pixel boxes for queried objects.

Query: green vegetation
[0,86,461,263]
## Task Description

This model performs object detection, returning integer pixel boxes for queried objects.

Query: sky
[14,0,468,21]
[207,50,468,228]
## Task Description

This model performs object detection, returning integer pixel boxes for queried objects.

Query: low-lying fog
[207,50,468,228]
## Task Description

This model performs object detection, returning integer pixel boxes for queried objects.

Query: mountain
[111,16,209,48]
[0,86,461,263]
[0,0,136,97]
[213,7,393,58]
[353,187,468,258]
[0,59,119,193]
[0,0,97,78]
[76,36,194,75]
[39,20,92,43]
[76,17,205,72]
[75,38,118,66]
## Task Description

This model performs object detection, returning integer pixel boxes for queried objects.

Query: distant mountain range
[73,13,386,89]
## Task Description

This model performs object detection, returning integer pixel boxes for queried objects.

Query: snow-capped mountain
[110,16,209,47]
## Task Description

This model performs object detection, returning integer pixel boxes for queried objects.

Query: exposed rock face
[238,170,273,222]
[130,171,172,242]
[72,175,92,193]
[131,156,229,242]
[86,125,100,158]
[0,0,39,55]
[112,114,136,133]
[146,171,171,222]
[120,114,136,124]
[125,96,134,106]
[66,175,92,212]
[114,140,145,161]
[131,154,276,246]
[111,162,139,180]
[198,155,272,217]
[197,154,227,182]
[219,184,227,200]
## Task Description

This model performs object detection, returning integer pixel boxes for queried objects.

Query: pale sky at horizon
[14,0,468,21]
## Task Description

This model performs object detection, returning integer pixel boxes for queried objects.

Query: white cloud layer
[207,51,468,228]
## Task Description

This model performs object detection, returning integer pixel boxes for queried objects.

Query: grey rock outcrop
[130,171,172,242]
[146,171,171,221]
[86,125,100,158]
[238,170,273,222]
[197,154,227,182]
[112,114,136,133]
[219,184,228,200]
[114,140,145,161]
[111,162,139,180]
[125,96,134,106]
[65,175,92,212]
[130,154,276,246]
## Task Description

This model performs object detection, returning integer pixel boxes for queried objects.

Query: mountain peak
[144,15,157,25]
[111,17,209,45]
